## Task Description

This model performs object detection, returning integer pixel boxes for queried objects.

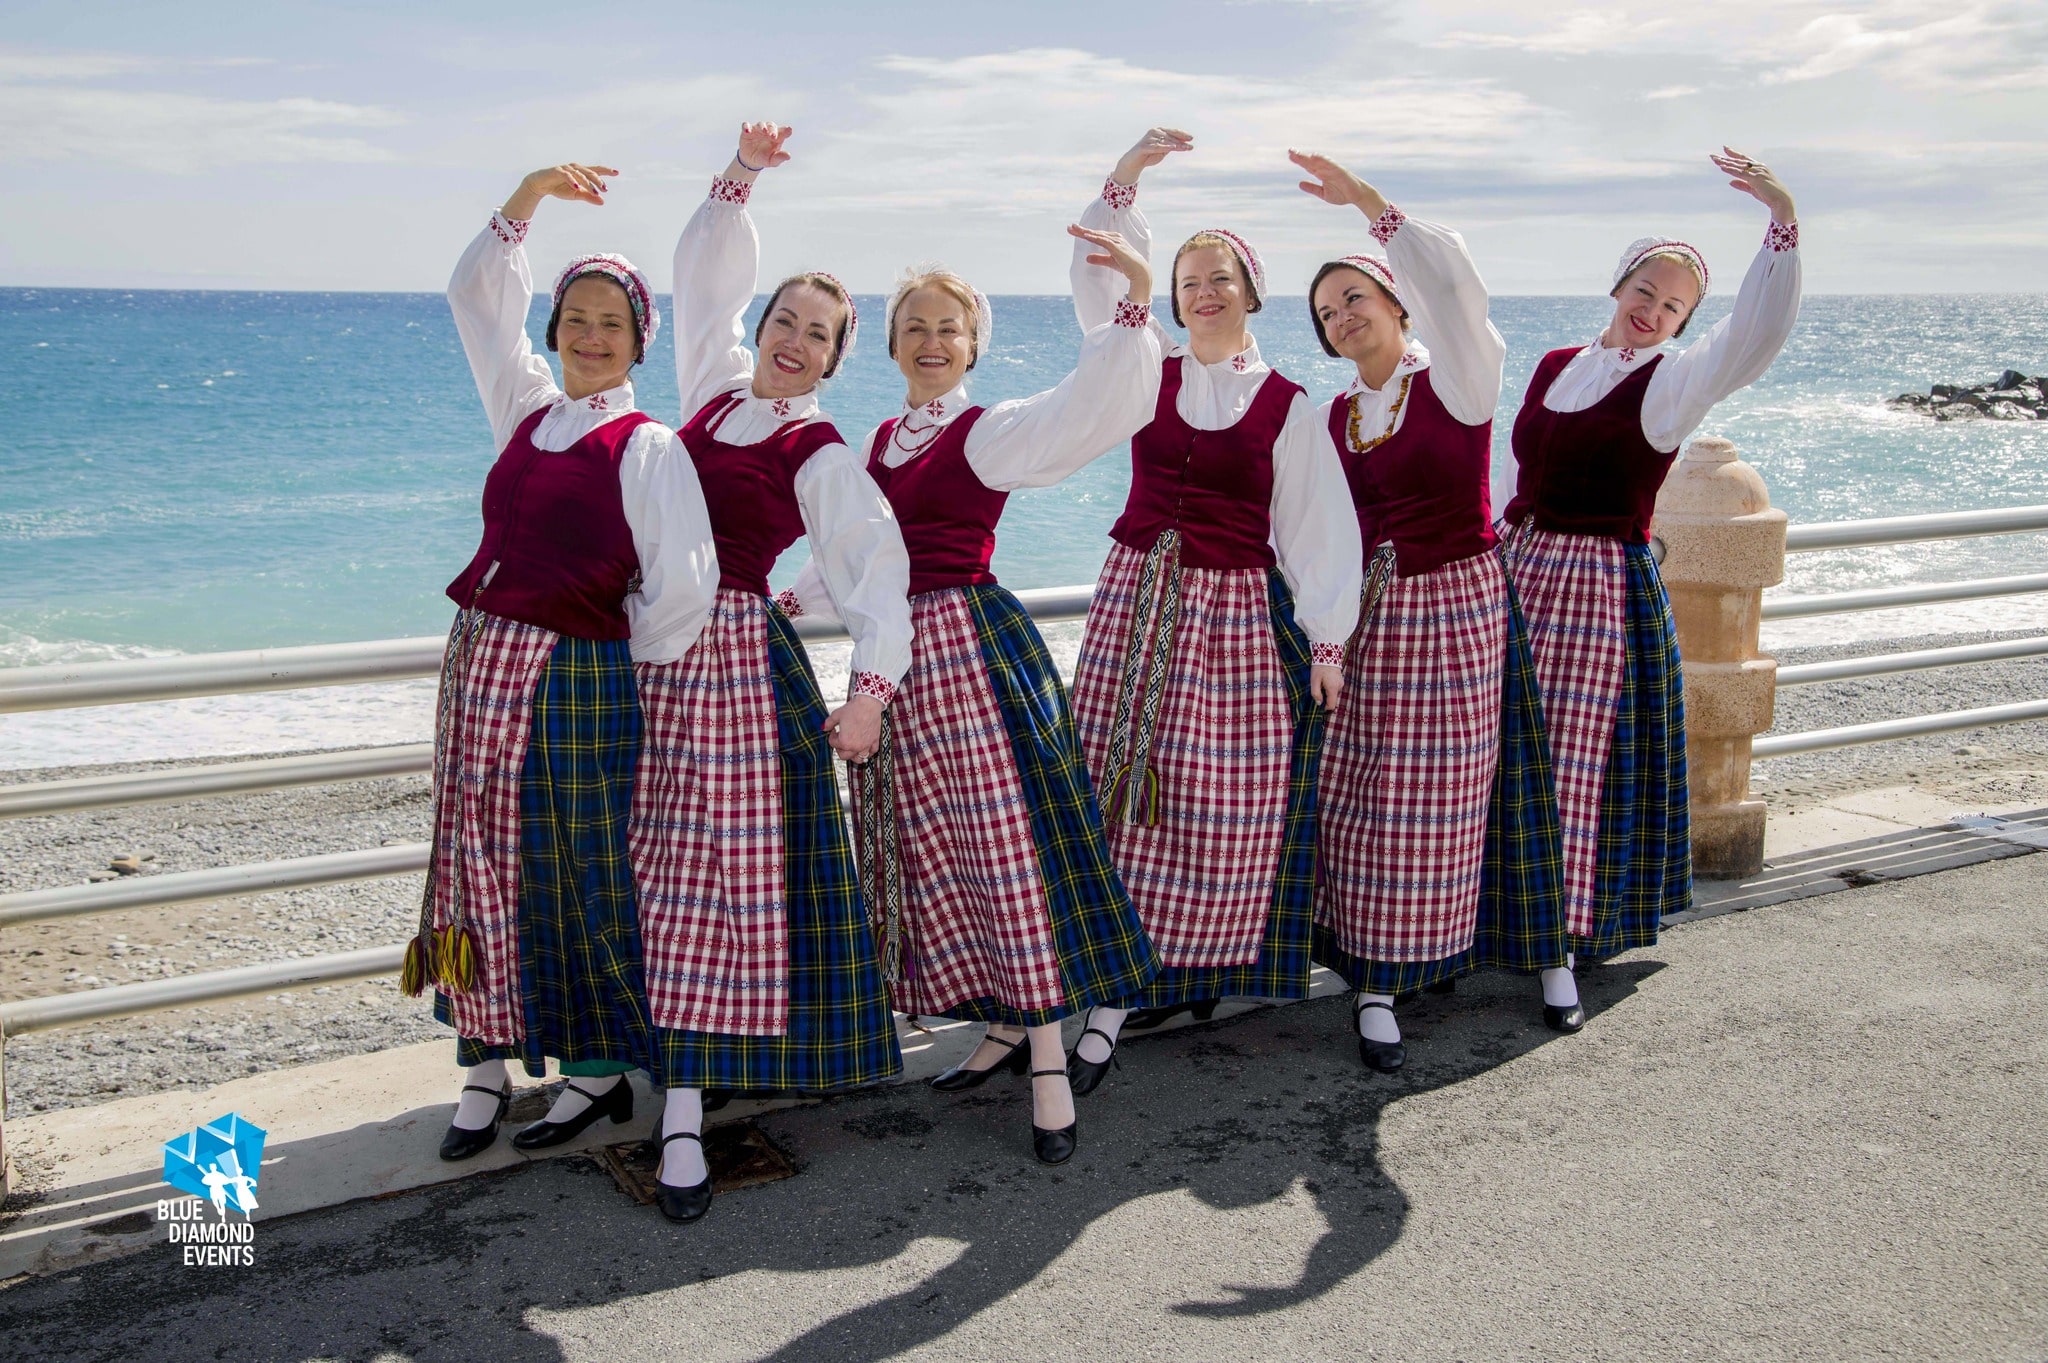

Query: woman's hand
[824,694,884,763]
[730,122,794,180]
[1067,225,1153,302]
[1112,127,1193,186]
[1288,150,1389,221]
[1711,146,1796,224]
[502,163,618,220]
[1309,663,1345,713]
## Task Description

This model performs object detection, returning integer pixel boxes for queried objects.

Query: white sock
[543,1073,620,1123]
[1075,1007,1129,1064]
[1541,953,1580,1008]
[452,1059,508,1129]
[1356,994,1400,1044]
[659,1087,708,1187]
[961,1023,1026,1072]
[1027,1023,1074,1130]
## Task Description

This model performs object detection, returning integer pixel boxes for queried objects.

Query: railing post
[1653,436,1787,878]
[1,1016,11,1200]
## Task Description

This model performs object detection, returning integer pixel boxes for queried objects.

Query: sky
[2,0,2045,295]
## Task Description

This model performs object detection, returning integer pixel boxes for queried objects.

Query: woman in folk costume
[1289,151,1567,1073]
[424,163,717,1165]
[1062,129,1363,1091]
[630,123,913,1221]
[781,232,1164,1163]
[1501,148,1801,1014]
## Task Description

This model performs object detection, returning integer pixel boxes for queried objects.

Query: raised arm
[1643,148,1803,452]
[672,122,793,417]
[1271,392,1365,701]
[620,428,720,664]
[448,163,616,447]
[1069,128,1185,332]
[967,227,1161,489]
[1291,150,1505,425]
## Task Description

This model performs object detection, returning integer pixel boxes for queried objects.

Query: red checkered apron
[429,612,560,1045]
[1071,542,1291,968]
[629,589,789,1035]
[1503,526,1628,937]
[850,590,1066,1016]
[1316,549,1509,961]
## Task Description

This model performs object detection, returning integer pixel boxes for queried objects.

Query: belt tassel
[405,589,490,998]
[1102,530,1182,828]
[856,712,906,988]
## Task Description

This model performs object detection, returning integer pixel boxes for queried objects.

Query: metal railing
[1,512,2045,1039]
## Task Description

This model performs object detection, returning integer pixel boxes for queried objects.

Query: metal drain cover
[597,1120,796,1205]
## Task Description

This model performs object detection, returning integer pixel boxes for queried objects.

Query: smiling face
[549,275,639,396]
[1172,241,1253,342]
[752,279,848,399]
[890,282,977,400]
[1311,266,1407,366]
[1604,254,1703,350]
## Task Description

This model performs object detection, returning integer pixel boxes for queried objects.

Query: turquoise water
[3,287,2046,763]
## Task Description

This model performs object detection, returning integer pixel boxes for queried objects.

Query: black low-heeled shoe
[1123,997,1220,1033]
[703,1088,733,1113]
[439,1083,510,1162]
[1065,1017,1120,1097]
[930,1031,1028,1092]
[1354,999,1406,1074]
[1029,1069,1077,1165]
[655,1131,713,1223]
[510,1077,634,1150]
[1543,1002,1585,1033]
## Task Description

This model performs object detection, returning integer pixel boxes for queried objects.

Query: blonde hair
[1612,251,1706,336]
[1171,232,1263,326]
[886,270,983,367]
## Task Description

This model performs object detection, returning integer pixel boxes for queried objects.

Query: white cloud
[0,87,402,172]
[1762,4,2048,89]
[1434,10,1663,55]
[1644,85,1701,100]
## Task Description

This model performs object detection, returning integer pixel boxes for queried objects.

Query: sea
[3,287,2045,768]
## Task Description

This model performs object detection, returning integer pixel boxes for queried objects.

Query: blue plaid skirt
[1580,543,1692,959]
[1116,570,1324,1007]
[925,586,1160,1026]
[1315,584,1569,993]
[650,610,902,1092]
[445,635,655,1077]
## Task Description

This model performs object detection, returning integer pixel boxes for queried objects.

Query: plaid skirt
[437,622,655,1076]
[635,597,900,1092]
[851,586,1157,1027]
[1071,554,1324,1007]
[1313,564,1568,992]
[1510,529,1690,956]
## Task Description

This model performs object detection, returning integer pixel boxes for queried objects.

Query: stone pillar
[1652,437,1785,878]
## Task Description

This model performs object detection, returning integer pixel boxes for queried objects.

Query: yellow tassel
[400,936,429,997]
[1102,763,1132,822]
[448,926,480,992]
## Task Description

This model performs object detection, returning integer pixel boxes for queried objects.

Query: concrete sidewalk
[0,846,2042,1361]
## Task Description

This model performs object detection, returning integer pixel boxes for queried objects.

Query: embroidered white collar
[555,382,636,415]
[899,383,970,428]
[738,385,821,422]
[1586,333,1664,369]
[1341,341,1431,400]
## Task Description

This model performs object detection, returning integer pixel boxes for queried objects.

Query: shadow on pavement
[0,960,1662,1363]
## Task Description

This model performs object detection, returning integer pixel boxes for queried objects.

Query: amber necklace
[1345,372,1413,454]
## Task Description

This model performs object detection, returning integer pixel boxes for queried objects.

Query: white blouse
[671,178,914,696]
[446,213,717,665]
[1071,183,1363,651]
[1539,222,1803,453]
[1323,206,1506,444]
[785,311,1164,621]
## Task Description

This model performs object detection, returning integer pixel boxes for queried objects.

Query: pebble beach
[3,625,2045,1121]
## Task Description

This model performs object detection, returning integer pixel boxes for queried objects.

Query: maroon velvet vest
[865,408,1007,598]
[680,390,845,596]
[1505,347,1670,545]
[445,404,653,640]
[1110,357,1301,570]
[1327,367,1497,579]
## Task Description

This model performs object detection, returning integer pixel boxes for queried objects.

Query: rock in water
[1895,370,2048,419]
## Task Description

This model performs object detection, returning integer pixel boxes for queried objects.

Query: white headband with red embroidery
[552,254,660,351]
[1187,227,1267,299]
[1613,237,1710,298]
[1333,254,1402,308]
[884,265,995,357]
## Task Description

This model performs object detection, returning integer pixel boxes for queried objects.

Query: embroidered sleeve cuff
[1310,642,1347,668]
[851,671,897,706]
[1113,298,1151,329]
[709,176,753,206]
[1369,203,1406,246]
[490,213,530,246]
[1101,177,1138,212]
[772,588,803,618]
[1765,219,1799,252]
